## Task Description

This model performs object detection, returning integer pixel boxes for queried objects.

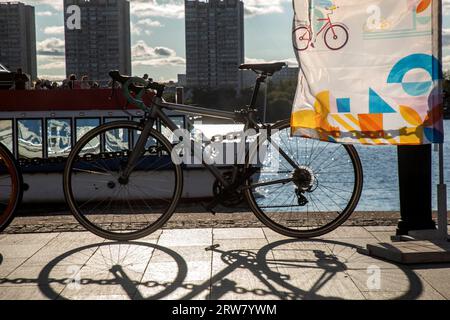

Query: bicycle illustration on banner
[293,0,349,51]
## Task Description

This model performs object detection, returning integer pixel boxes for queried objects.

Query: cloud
[137,18,163,27]
[131,22,152,36]
[39,60,65,70]
[132,40,185,66]
[37,54,65,79]
[43,26,64,35]
[130,0,290,19]
[37,37,65,56]
[131,0,185,19]
[245,0,290,17]
[22,0,63,11]
[36,11,53,16]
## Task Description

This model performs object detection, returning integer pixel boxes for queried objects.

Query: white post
[433,0,448,241]
[263,77,269,124]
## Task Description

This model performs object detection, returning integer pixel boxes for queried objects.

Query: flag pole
[433,0,448,241]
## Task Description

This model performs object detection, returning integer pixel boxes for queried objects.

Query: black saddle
[239,62,287,76]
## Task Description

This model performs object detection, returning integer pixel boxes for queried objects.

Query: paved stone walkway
[0,226,449,300]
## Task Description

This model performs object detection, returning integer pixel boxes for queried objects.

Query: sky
[1,0,449,81]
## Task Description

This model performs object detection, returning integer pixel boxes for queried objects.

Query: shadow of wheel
[38,242,188,300]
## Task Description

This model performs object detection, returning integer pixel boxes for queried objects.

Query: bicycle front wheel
[63,121,183,241]
[245,119,363,238]
[0,144,23,232]
[324,24,348,51]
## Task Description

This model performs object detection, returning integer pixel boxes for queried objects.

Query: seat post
[249,74,267,109]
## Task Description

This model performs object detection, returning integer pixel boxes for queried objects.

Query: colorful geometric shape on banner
[336,98,351,113]
[369,88,396,114]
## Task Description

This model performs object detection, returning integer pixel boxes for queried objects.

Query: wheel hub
[293,166,315,191]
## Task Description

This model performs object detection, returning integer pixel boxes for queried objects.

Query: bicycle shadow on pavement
[0,238,425,300]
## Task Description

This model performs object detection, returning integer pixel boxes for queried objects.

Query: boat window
[104,127,130,152]
[132,117,158,154]
[161,116,185,144]
[0,119,13,154]
[76,118,101,155]
[17,119,43,159]
[104,117,129,123]
[76,118,101,142]
[47,119,72,158]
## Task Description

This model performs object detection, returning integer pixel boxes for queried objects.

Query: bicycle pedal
[205,244,220,251]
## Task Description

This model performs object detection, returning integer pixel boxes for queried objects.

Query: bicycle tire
[63,121,183,241]
[293,26,311,51]
[245,119,363,238]
[0,144,23,232]
[324,24,349,51]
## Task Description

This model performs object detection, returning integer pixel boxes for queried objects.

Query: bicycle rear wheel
[293,26,311,51]
[63,121,183,241]
[245,119,363,238]
[0,144,23,232]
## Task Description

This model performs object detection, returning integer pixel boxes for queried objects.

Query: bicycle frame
[316,16,333,36]
[122,76,267,189]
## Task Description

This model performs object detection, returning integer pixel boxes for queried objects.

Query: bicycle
[63,62,363,241]
[0,143,23,232]
[293,6,349,51]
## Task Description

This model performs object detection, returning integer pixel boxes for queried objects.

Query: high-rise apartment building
[185,0,244,90]
[64,0,131,82]
[0,1,37,80]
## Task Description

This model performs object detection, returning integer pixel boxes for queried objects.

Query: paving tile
[364,226,397,232]
[346,268,446,300]
[319,227,377,240]
[139,230,163,241]
[271,249,342,273]
[325,239,402,270]
[48,232,105,244]
[85,243,154,270]
[276,269,366,300]
[0,233,59,245]
[213,228,266,240]
[269,239,335,252]
[137,280,210,300]
[209,268,289,300]
[0,264,83,300]
[369,232,396,243]
[361,288,446,300]
[210,249,290,300]
[144,260,211,283]
[158,229,212,247]
[412,265,450,299]
[59,284,137,300]
[0,244,49,259]
[150,246,211,263]
[0,286,57,300]
[211,239,269,251]
[57,263,144,300]
[0,257,28,278]
[262,228,293,242]
[22,244,99,266]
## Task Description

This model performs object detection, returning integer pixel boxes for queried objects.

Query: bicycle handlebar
[109,70,166,111]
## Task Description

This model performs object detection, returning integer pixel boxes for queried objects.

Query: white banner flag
[291,0,444,145]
